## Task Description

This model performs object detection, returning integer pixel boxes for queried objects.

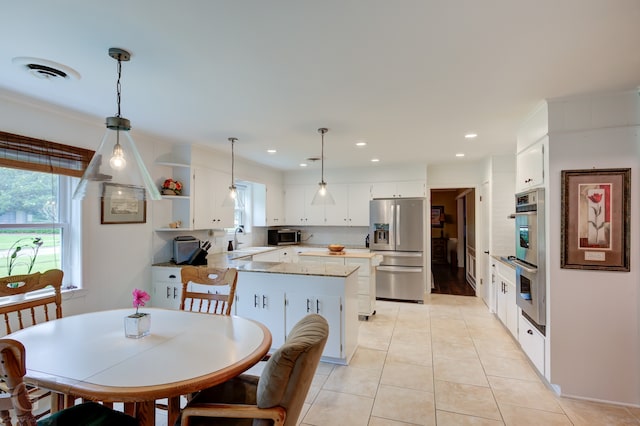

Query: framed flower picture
[561,168,630,271]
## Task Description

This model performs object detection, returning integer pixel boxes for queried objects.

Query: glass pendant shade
[221,137,244,209]
[311,181,335,205]
[72,118,161,201]
[311,127,335,205]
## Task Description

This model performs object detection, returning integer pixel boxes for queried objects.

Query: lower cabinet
[235,270,359,364]
[151,266,182,310]
[518,314,545,375]
[495,261,518,338]
[299,254,378,319]
[285,292,342,358]
[234,279,286,348]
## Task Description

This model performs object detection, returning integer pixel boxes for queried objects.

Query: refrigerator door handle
[395,203,400,246]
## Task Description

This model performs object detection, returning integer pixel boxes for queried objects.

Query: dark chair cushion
[37,402,138,426]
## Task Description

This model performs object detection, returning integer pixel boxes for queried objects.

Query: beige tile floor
[155,294,639,425]
[294,294,640,426]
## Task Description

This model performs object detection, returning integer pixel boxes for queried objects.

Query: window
[0,131,92,288]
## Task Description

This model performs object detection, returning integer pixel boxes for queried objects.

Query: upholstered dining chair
[0,338,139,426]
[179,267,238,316]
[179,313,329,426]
[0,269,63,420]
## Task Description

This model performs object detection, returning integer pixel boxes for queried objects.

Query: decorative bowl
[328,244,345,252]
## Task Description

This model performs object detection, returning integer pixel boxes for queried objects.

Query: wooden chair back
[180,267,238,315]
[0,338,37,425]
[0,269,64,336]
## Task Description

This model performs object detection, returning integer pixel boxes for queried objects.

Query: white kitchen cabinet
[192,166,234,229]
[285,292,342,358]
[151,266,182,310]
[370,180,425,199]
[284,184,325,226]
[234,280,287,348]
[516,138,545,192]
[324,183,371,226]
[266,183,285,226]
[236,269,359,364]
[495,261,518,338]
[519,314,545,375]
[299,253,378,319]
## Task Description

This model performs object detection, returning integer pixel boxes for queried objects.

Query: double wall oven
[513,188,546,331]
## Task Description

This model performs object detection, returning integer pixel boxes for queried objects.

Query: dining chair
[0,269,63,420]
[0,269,63,335]
[0,338,139,426]
[179,266,238,315]
[179,313,329,426]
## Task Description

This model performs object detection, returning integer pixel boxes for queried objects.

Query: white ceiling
[1,1,639,171]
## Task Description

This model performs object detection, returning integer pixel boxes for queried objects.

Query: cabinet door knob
[306,298,311,313]
[484,251,489,254]
[316,299,320,314]
[166,286,171,298]
[527,329,533,335]
[262,295,267,309]
[254,294,259,308]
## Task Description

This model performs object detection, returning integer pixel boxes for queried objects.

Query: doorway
[430,188,476,296]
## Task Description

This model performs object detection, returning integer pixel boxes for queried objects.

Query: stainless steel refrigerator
[370,198,426,303]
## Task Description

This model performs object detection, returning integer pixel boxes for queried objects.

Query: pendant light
[222,137,244,209]
[311,127,335,205]
[73,48,161,201]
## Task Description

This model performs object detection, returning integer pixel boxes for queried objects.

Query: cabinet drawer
[518,314,545,374]
[152,267,182,283]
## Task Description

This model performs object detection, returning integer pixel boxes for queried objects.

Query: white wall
[546,90,640,404]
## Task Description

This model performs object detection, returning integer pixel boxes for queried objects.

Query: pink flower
[132,289,150,313]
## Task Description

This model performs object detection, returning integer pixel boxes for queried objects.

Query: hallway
[431,263,475,296]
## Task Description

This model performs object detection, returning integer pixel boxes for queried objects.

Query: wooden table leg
[167,396,181,426]
[135,401,156,426]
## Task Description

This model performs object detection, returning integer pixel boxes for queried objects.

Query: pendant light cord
[115,57,122,118]
[228,137,238,188]
[318,128,328,184]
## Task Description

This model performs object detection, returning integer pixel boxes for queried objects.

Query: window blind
[0,131,94,178]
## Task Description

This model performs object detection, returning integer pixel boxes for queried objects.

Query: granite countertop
[236,261,359,277]
[492,254,516,269]
[299,251,379,259]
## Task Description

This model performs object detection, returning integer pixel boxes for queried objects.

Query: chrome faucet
[233,226,243,250]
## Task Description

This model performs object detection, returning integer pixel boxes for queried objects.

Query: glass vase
[124,312,151,338]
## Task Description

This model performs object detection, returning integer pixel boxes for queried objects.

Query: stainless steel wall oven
[513,188,546,330]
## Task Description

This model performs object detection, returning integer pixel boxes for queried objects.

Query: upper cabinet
[516,138,546,193]
[192,166,234,229]
[266,184,285,226]
[370,180,425,199]
[284,184,325,226]
[324,183,371,226]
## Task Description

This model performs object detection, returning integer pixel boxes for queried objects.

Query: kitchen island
[298,251,381,319]
[234,260,360,365]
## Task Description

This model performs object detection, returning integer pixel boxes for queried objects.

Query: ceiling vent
[12,57,80,81]
[26,63,68,80]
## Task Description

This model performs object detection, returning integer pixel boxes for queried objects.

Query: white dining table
[7,307,272,426]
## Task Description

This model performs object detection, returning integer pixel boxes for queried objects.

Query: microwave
[268,228,301,246]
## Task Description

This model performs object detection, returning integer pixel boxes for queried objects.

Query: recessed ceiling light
[267,149,276,154]
[371,158,380,163]
[299,163,308,167]
[464,133,478,139]
[456,153,465,157]
[356,141,367,147]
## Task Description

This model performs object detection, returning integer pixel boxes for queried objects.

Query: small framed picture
[101,183,147,224]
[431,206,444,228]
[561,168,630,271]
